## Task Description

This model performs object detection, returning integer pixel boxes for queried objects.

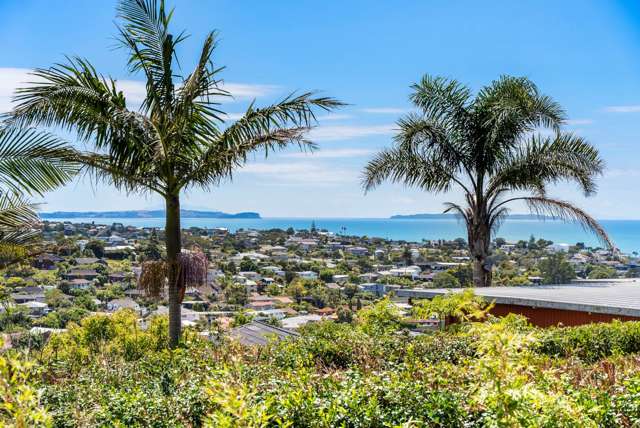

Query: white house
[298,271,318,280]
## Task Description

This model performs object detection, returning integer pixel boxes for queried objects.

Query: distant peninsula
[390,213,552,220]
[40,210,261,219]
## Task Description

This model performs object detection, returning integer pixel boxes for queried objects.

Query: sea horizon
[43,216,640,254]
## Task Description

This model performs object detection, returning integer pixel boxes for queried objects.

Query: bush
[537,320,640,363]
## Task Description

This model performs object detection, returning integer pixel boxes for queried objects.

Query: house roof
[397,280,640,317]
[229,321,299,346]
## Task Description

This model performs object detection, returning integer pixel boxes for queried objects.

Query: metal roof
[230,321,299,346]
[397,280,640,317]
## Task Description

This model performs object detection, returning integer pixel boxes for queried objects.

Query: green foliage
[588,265,617,279]
[538,253,576,284]
[0,346,51,427]
[432,271,461,288]
[357,297,402,336]
[224,282,248,306]
[412,289,490,322]
[537,320,640,363]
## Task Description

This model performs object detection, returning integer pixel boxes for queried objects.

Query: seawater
[43,217,640,254]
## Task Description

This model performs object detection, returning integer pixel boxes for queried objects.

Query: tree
[85,239,105,258]
[363,75,611,287]
[538,253,576,284]
[588,265,617,279]
[224,282,248,306]
[432,271,461,288]
[11,0,341,346]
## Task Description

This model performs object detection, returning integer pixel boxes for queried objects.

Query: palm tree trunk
[165,193,182,348]
[469,222,492,287]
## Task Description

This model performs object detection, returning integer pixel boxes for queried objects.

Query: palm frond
[0,193,41,246]
[475,75,565,133]
[488,133,604,199]
[443,202,469,223]
[10,57,161,177]
[0,127,78,196]
[116,0,184,113]
[410,75,472,126]
[362,145,457,193]
[76,152,165,196]
[394,113,470,174]
[520,196,613,249]
[178,93,343,188]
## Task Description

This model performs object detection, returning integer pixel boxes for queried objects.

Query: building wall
[490,303,640,327]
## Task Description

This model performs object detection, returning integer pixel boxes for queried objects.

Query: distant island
[390,213,552,220]
[40,210,261,219]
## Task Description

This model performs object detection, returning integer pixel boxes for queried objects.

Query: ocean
[45,217,640,254]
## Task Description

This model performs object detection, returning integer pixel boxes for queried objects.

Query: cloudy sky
[2,0,640,218]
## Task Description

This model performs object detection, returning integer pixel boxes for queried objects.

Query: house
[358,272,379,282]
[398,280,640,328]
[298,271,318,280]
[11,288,45,304]
[388,266,422,279]
[263,266,286,277]
[32,254,63,270]
[345,246,368,256]
[332,274,349,283]
[229,321,299,346]
[281,314,323,330]
[65,269,99,281]
[360,283,401,297]
[19,301,48,317]
[547,243,571,253]
[239,271,262,281]
[246,300,276,311]
[107,234,127,246]
[69,279,93,290]
[74,257,105,266]
[106,297,140,313]
[248,308,288,321]
[108,272,128,283]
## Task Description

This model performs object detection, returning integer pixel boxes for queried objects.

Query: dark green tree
[538,253,576,284]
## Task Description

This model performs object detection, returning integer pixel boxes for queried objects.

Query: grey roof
[397,280,640,317]
[229,321,299,346]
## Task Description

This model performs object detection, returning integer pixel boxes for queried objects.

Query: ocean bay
[44,217,640,253]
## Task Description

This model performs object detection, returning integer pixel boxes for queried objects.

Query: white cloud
[223,112,246,121]
[317,113,353,121]
[0,67,277,113]
[565,119,593,126]
[308,124,395,141]
[283,148,374,159]
[240,161,357,184]
[361,107,409,114]
[604,105,640,113]
[606,168,640,178]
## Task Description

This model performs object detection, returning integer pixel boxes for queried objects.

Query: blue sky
[2,0,640,218]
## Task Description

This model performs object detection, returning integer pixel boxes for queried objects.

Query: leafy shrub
[537,320,640,363]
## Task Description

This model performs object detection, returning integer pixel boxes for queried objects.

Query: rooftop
[230,321,299,346]
[397,279,640,317]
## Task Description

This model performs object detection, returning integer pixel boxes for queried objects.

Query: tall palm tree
[0,127,77,263]
[363,75,611,288]
[9,0,342,346]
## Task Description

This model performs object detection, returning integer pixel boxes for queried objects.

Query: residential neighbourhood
[1,220,633,341]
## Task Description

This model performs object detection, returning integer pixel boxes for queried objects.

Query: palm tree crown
[363,75,611,287]
[0,127,77,255]
[10,0,342,345]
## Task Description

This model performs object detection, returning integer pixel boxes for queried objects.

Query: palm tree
[363,75,611,288]
[9,0,342,346]
[0,127,77,264]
